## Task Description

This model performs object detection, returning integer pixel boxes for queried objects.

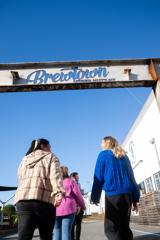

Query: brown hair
[70,172,78,178]
[61,166,69,179]
[26,139,50,156]
[103,136,126,158]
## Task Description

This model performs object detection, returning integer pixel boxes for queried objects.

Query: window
[138,181,146,194]
[145,177,154,192]
[153,171,160,191]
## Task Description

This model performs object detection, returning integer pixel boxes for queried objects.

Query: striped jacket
[14,150,64,205]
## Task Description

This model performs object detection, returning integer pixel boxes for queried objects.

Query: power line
[0,194,15,206]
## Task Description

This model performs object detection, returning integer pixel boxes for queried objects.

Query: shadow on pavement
[134,233,160,240]
[0,229,17,239]
[0,234,40,240]
[0,237,17,240]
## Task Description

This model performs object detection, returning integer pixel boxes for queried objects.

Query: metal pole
[0,200,5,223]
[150,138,160,168]
[153,141,160,168]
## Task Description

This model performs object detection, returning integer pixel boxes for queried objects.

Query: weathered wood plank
[0,80,155,93]
[138,192,160,226]
[154,80,160,112]
[0,58,157,70]
[0,58,159,93]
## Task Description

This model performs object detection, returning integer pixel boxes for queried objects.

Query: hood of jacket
[22,150,51,168]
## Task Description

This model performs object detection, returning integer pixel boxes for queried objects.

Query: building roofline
[122,91,154,146]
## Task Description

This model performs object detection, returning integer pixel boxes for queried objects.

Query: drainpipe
[150,138,160,168]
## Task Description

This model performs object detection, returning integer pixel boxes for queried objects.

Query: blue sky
[0,0,160,203]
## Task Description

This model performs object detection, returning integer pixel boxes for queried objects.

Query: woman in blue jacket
[91,136,140,240]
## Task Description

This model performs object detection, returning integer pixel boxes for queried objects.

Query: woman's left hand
[132,202,138,213]
[54,193,63,207]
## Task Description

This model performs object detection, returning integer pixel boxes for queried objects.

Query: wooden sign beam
[0,58,159,93]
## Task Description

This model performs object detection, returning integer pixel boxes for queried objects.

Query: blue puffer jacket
[91,150,140,204]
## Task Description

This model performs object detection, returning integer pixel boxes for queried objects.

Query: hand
[54,193,63,207]
[132,202,138,214]
[90,200,99,206]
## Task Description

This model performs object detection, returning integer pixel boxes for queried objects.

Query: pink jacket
[56,178,85,216]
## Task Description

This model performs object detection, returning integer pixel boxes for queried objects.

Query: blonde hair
[103,136,126,158]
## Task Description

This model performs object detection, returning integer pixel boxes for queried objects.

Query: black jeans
[16,200,56,240]
[104,194,133,240]
[71,210,84,240]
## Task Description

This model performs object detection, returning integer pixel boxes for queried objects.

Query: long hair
[103,136,126,158]
[26,138,50,156]
[60,166,69,179]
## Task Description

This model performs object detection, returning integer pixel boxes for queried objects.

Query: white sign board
[0,59,159,92]
[0,65,153,86]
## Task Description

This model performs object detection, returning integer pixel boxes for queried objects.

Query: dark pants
[104,194,133,240]
[71,210,84,240]
[16,200,56,240]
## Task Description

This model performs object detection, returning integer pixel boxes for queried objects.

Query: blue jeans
[54,214,75,240]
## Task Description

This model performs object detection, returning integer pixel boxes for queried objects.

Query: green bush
[2,205,17,228]
[10,214,18,228]
[2,204,16,218]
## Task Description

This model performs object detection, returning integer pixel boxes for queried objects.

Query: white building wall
[85,92,160,215]
[123,91,160,192]
[84,191,105,215]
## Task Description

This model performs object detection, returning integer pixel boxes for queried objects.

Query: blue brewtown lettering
[26,67,109,84]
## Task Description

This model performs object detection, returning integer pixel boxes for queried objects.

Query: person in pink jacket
[54,167,85,240]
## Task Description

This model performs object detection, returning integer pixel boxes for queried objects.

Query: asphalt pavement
[0,221,160,239]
